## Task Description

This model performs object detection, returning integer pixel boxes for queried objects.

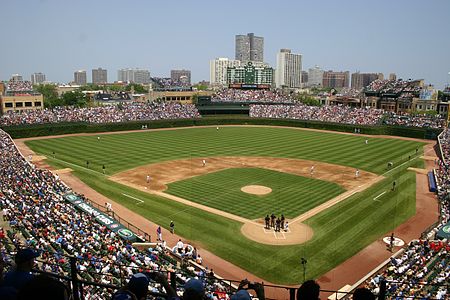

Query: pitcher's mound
[241,220,314,245]
[241,185,272,195]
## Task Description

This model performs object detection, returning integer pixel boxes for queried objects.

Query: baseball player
[216,126,219,131]
[202,159,206,167]
[146,174,150,183]
[311,165,314,173]
[365,140,368,145]
[86,160,89,169]
[98,136,100,142]
[355,169,359,180]
[103,165,105,174]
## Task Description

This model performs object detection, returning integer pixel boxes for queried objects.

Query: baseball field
[23,126,428,285]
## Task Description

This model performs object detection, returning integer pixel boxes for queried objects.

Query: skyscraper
[309,66,324,86]
[74,70,87,86]
[210,58,241,87]
[351,72,382,88]
[11,74,23,83]
[30,73,46,85]
[117,68,151,84]
[235,33,264,64]
[92,68,108,85]
[322,71,349,88]
[276,49,303,88]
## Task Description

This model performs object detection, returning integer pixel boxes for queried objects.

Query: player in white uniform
[311,165,314,173]
[202,159,206,167]
[146,175,150,183]
[355,169,359,180]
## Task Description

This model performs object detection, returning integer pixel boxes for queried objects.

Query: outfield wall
[1,117,443,140]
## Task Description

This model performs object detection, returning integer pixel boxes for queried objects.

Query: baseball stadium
[1,82,450,299]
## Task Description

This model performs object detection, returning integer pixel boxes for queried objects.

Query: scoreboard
[227,61,274,88]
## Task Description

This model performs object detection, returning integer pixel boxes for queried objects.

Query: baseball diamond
[21,125,431,287]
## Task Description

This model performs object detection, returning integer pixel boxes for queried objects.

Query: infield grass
[24,126,428,284]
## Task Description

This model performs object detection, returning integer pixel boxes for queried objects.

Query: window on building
[5,103,13,108]
[25,102,32,107]
[34,101,42,107]
[15,102,23,107]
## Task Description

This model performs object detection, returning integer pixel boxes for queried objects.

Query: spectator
[15,274,70,300]
[2,248,39,290]
[297,280,320,300]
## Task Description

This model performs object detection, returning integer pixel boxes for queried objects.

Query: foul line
[122,193,144,204]
[373,191,386,202]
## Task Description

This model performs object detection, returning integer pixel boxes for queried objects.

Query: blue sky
[1,0,449,88]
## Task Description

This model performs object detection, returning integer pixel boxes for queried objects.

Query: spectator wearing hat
[111,272,151,300]
[183,278,205,300]
[2,248,39,290]
[234,279,265,300]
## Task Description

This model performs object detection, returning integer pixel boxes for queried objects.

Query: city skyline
[1,0,449,88]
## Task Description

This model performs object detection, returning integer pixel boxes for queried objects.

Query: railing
[85,197,151,242]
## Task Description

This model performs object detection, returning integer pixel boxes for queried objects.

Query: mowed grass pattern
[24,126,428,284]
[165,167,346,219]
[25,127,425,176]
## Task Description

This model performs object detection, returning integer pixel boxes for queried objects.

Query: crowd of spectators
[152,78,189,89]
[122,102,201,122]
[0,128,233,299]
[4,81,35,92]
[0,102,202,126]
[211,88,298,104]
[336,88,361,97]
[365,79,390,92]
[250,104,384,126]
[384,112,446,129]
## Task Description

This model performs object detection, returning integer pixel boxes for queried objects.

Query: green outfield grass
[24,126,428,284]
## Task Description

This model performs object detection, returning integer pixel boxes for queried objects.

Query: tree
[125,83,148,93]
[61,90,88,107]
[194,83,208,91]
[79,83,103,91]
[108,84,122,92]
[191,93,199,104]
[35,84,59,108]
[294,92,321,106]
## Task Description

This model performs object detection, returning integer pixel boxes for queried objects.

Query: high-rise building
[235,33,264,64]
[74,70,87,86]
[30,73,46,85]
[322,70,350,88]
[276,49,303,88]
[92,68,108,85]
[301,71,308,84]
[389,73,396,81]
[117,68,151,84]
[210,58,241,87]
[351,72,383,88]
[11,74,23,83]
[171,69,191,85]
[308,66,324,86]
